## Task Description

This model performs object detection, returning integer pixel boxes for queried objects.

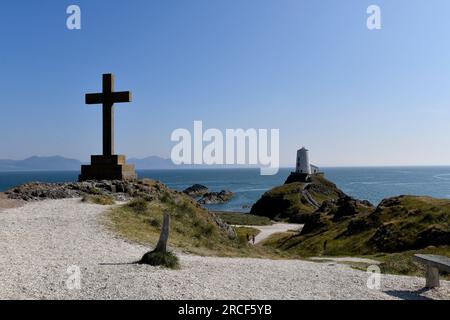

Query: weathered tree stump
[155,213,170,253]
[138,212,179,269]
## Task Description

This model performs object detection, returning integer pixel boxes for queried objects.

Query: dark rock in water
[198,190,234,204]
[183,184,209,197]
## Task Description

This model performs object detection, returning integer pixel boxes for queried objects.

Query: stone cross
[85,74,132,156]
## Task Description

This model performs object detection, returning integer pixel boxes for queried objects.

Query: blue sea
[1,167,450,212]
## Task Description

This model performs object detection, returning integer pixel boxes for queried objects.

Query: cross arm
[85,93,103,104]
[85,91,132,105]
[112,91,132,103]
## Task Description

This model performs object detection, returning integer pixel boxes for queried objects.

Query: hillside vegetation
[105,179,270,257]
[262,195,449,256]
[214,211,272,226]
[250,175,344,222]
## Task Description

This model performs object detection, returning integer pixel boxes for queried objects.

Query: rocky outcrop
[6,179,179,203]
[416,226,450,248]
[367,196,450,252]
[330,196,374,221]
[300,196,373,235]
[284,172,310,184]
[198,190,234,204]
[266,194,450,256]
[183,184,209,197]
[183,185,234,205]
[208,211,237,239]
[299,213,331,235]
[250,175,344,222]
[320,195,449,252]
[183,184,234,204]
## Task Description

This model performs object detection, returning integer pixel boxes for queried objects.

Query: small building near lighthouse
[310,165,320,174]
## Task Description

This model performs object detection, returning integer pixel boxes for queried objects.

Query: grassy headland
[105,180,274,257]
[260,196,449,256]
[103,177,449,277]
[250,175,344,222]
[259,195,449,277]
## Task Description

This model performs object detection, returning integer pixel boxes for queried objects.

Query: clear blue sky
[1,0,450,167]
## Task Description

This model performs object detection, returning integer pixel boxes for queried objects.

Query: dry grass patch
[82,194,115,205]
[105,197,279,258]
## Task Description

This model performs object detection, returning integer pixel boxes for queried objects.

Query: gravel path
[0,199,449,300]
[310,257,381,265]
[0,193,23,211]
[237,223,303,244]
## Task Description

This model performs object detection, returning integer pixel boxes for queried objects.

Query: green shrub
[127,198,149,214]
[88,187,102,195]
[201,223,215,236]
[161,192,175,205]
[82,194,115,205]
[147,217,161,228]
[138,250,180,269]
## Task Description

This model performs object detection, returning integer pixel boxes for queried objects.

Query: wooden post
[155,213,170,253]
[425,265,440,288]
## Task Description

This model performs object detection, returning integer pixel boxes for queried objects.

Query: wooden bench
[413,254,450,288]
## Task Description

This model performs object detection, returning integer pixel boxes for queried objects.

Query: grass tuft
[138,250,180,269]
[126,198,149,213]
[81,194,115,205]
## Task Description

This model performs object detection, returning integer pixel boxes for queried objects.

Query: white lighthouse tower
[296,147,312,174]
[286,147,321,184]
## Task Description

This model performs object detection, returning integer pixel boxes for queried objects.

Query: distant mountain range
[0,156,82,171]
[128,156,176,169]
[0,156,263,172]
[0,155,177,171]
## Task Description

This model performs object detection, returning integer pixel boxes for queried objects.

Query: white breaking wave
[433,174,450,181]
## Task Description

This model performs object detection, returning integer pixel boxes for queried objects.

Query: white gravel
[244,223,303,244]
[310,257,381,265]
[0,199,449,300]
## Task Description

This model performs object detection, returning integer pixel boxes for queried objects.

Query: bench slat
[413,254,450,273]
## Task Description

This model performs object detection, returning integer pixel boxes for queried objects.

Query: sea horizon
[2,166,450,212]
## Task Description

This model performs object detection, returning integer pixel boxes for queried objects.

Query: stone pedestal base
[79,155,137,181]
